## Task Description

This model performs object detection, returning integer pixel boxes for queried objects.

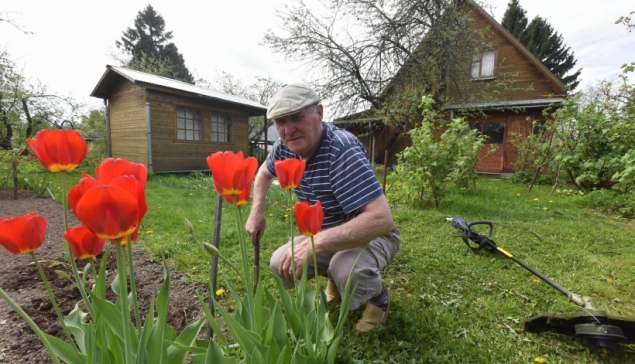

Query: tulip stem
[231,196,254,329]
[61,171,96,322]
[30,252,79,354]
[127,236,142,334]
[310,236,319,299]
[0,287,62,364]
[287,190,296,285]
[115,239,133,364]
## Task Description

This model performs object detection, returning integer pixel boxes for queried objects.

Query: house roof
[90,66,267,115]
[445,97,565,110]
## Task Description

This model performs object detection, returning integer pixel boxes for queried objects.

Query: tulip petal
[0,212,47,255]
[275,159,306,190]
[96,158,148,187]
[74,185,139,240]
[28,129,87,172]
[64,226,105,259]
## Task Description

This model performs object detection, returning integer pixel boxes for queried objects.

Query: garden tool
[446,217,635,348]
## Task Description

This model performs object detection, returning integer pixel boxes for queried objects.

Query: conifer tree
[116,5,194,83]
[501,0,581,90]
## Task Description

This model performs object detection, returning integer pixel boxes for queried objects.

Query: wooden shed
[90,66,267,173]
[334,2,567,174]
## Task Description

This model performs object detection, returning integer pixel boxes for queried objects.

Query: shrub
[583,189,635,219]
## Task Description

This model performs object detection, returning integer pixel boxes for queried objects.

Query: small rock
[0,320,6,324]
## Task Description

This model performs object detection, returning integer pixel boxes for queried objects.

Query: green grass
[52,170,635,363]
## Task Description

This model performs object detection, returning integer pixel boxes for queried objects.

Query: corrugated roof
[91,65,267,112]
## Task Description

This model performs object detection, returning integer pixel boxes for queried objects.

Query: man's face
[274,105,324,160]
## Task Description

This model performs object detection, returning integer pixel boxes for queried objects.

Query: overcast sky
[2,0,634,115]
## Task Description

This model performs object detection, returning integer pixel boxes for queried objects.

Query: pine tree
[501,0,581,90]
[116,5,194,84]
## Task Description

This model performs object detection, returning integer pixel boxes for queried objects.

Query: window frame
[470,121,506,145]
[210,111,231,143]
[175,107,202,142]
[470,50,497,80]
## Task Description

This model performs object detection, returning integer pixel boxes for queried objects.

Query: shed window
[533,121,547,136]
[176,108,201,141]
[470,122,505,144]
[471,51,496,79]
[210,113,230,143]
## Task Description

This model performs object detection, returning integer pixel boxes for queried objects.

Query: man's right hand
[246,212,266,246]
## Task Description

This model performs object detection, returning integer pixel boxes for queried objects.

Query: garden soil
[0,190,208,363]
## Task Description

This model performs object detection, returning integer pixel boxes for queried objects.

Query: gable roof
[90,65,267,115]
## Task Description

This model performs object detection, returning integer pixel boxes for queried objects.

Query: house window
[210,112,230,143]
[470,122,505,144]
[471,51,496,79]
[176,108,201,141]
[533,121,547,136]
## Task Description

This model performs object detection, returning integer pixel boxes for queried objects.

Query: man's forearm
[250,164,274,215]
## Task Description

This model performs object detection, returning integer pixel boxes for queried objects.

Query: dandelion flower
[517,193,521,196]
[535,358,547,363]
[543,207,548,211]
[607,278,613,283]
[216,288,225,296]
[534,198,539,201]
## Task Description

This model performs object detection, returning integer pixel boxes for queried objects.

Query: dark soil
[0,190,207,363]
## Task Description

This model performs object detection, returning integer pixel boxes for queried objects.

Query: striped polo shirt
[266,122,384,229]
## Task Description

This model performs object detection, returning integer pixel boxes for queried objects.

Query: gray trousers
[269,226,401,310]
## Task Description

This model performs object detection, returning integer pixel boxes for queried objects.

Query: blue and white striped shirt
[266,123,384,229]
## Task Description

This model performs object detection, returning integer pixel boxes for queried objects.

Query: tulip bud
[185,218,194,235]
[202,242,220,257]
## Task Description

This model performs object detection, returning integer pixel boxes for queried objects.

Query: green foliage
[393,96,485,207]
[23,173,54,198]
[551,63,635,190]
[115,5,194,83]
[501,0,581,90]
[508,127,555,185]
[78,109,108,167]
[583,189,635,219]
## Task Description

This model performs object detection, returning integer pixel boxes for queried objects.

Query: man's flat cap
[267,83,321,120]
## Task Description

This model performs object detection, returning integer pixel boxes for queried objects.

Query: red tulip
[64,226,105,259]
[294,200,324,237]
[275,159,305,190]
[215,182,252,206]
[69,174,146,242]
[0,212,47,255]
[207,151,258,195]
[27,129,87,172]
[95,158,148,187]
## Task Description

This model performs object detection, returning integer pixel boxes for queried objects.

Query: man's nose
[284,124,296,135]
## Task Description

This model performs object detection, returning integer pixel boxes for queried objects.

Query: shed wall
[146,89,251,172]
[108,81,148,165]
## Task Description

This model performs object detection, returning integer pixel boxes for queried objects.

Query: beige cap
[267,83,320,120]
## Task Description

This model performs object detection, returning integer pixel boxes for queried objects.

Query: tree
[501,0,581,90]
[616,11,634,32]
[213,72,282,143]
[115,5,194,83]
[264,0,484,120]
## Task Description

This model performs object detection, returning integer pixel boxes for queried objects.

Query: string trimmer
[447,217,635,348]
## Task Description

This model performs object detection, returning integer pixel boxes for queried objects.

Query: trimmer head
[524,309,635,348]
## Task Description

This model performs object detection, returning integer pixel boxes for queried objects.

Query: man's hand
[278,238,314,281]
[246,212,266,246]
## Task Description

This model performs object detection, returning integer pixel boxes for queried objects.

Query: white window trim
[470,51,497,80]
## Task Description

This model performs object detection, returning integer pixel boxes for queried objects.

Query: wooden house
[334,3,567,173]
[90,66,267,173]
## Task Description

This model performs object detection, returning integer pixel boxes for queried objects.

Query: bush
[583,189,635,219]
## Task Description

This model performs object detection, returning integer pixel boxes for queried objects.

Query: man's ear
[316,104,324,121]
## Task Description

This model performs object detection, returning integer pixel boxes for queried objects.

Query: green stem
[90,257,98,287]
[30,252,78,354]
[287,190,296,286]
[61,171,96,321]
[231,197,254,329]
[127,236,142,334]
[310,236,319,297]
[0,287,62,364]
[115,239,133,364]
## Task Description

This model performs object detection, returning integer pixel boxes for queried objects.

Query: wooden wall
[445,8,566,105]
[145,89,251,172]
[108,80,148,165]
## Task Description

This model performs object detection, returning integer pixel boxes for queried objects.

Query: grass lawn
[53,168,635,363]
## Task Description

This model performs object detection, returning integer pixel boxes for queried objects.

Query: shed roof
[90,65,267,115]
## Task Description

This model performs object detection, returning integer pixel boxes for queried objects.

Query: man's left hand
[279,238,316,281]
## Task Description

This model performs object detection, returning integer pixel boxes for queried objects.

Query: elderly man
[245,83,401,332]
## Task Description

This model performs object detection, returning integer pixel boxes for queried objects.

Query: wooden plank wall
[145,89,251,172]
[108,81,148,165]
[445,8,566,105]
